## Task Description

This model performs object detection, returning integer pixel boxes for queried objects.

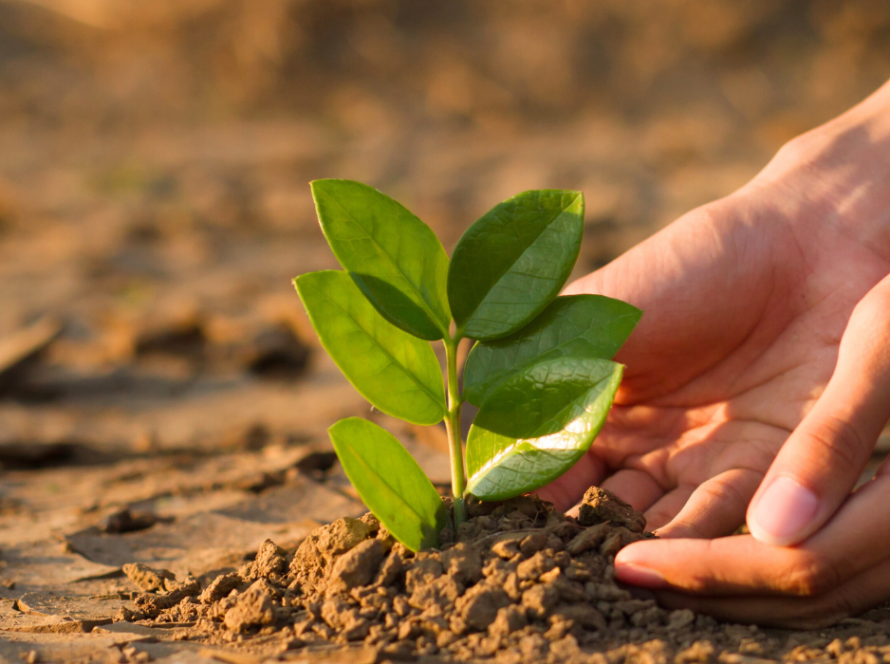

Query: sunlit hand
[536,79,890,627]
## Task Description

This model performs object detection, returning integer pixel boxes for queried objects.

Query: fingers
[643,486,694,532]
[656,469,761,539]
[615,471,890,598]
[654,552,890,629]
[600,468,665,512]
[747,274,890,546]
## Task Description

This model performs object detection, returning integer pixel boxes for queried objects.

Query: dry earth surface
[1,0,890,662]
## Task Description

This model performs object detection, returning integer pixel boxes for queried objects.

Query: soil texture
[99,491,890,664]
[2,1,890,663]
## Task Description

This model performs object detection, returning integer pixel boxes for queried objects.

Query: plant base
[118,490,780,662]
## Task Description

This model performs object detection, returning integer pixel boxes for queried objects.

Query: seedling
[294,180,641,551]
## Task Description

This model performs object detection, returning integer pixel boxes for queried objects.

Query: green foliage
[465,359,623,500]
[294,270,446,425]
[447,190,584,341]
[295,180,640,551]
[463,295,641,406]
[311,179,451,340]
[330,418,449,552]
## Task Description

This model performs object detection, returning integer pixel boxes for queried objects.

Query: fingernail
[614,563,668,589]
[749,476,820,546]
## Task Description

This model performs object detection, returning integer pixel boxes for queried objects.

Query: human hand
[536,79,890,626]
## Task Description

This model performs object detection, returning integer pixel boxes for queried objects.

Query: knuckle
[774,133,818,167]
[773,129,831,167]
[661,517,707,539]
[803,416,868,475]
[774,135,807,163]
[700,477,747,510]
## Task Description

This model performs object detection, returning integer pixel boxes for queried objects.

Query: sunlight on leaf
[465,359,623,500]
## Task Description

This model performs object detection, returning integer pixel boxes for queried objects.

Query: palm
[541,157,890,534]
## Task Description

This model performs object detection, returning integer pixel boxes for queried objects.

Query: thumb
[747,274,890,546]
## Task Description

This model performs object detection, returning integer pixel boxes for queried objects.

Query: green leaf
[330,418,449,551]
[463,295,641,406]
[465,358,623,501]
[447,190,584,341]
[311,179,451,340]
[294,270,446,425]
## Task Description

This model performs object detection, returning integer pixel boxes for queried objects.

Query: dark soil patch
[113,489,740,662]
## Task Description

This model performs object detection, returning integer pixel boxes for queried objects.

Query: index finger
[747,274,890,546]
[615,471,890,597]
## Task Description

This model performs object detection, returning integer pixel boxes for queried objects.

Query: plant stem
[443,336,467,528]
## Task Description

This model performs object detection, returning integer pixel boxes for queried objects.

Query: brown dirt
[95,491,890,664]
[126,492,654,658]
[1,1,890,662]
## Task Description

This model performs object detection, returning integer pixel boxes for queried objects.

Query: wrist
[779,78,890,165]
[742,78,890,249]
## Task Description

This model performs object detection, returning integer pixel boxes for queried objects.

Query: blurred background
[0,0,889,606]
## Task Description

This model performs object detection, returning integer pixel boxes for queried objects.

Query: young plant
[294,180,641,552]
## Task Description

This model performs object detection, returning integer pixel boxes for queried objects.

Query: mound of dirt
[114,489,732,662]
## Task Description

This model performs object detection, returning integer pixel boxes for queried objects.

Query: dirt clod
[579,486,647,533]
[199,572,242,605]
[516,551,557,581]
[522,582,560,620]
[223,579,276,632]
[456,583,511,631]
[327,539,385,595]
[116,489,800,663]
[489,604,529,639]
[567,522,611,555]
[252,539,287,578]
[441,541,482,584]
[319,517,374,557]
[123,563,176,592]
